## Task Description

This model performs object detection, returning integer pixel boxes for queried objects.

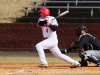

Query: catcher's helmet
[75,25,88,36]
[38,7,50,17]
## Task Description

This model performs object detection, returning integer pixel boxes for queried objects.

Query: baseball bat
[55,10,69,19]
[48,10,69,23]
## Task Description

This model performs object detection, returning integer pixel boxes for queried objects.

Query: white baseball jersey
[37,16,58,38]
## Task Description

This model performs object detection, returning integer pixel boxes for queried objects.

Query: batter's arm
[38,20,47,26]
[49,25,58,31]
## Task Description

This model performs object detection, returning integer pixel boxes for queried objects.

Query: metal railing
[43,0,100,6]
[23,0,100,17]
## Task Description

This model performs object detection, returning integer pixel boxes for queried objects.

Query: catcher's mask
[75,25,88,36]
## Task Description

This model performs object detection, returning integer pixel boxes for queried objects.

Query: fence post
[91,9,93,17]
[58,8,60,15]
[34,2,37,11]
[43,0,47,6]
[25,7,28,16]
[76,0,78,6]
[67,3,69,11]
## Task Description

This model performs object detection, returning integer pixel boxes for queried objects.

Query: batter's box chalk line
[3,69,25,75]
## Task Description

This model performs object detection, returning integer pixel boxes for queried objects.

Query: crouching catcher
[61,25,100,67]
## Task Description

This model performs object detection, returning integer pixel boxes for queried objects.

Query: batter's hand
[38,20,47,26]
[46,19,53,26]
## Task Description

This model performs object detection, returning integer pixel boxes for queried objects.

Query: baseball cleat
[70,61,80,68]
[38,64,48,68]
[95,62,100,67]
[70,64,80,68]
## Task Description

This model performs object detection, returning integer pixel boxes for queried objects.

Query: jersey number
[46,28,48,33]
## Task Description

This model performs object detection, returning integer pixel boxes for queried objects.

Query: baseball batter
[35,7,80,68]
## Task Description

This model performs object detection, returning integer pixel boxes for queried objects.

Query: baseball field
[0,51,100,75]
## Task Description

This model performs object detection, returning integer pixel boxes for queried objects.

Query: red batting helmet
[38,7,50,17]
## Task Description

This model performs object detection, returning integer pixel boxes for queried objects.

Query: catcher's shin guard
[87,55,99,64]
[79,52,88,66]
[79,58,88,67]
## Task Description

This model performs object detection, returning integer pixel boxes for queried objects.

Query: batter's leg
[36,38,58,66]
[49,46,80,67]
[36,42,48,66]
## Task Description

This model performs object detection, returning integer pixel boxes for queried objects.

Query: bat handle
[52,17,58,21]
[55,16,58,19]
[49,16,58,23]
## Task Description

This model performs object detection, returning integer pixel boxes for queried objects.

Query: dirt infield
[0,51,100,75]
[0,63,100,75]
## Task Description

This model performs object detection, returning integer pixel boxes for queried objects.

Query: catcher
[61,25,100,67]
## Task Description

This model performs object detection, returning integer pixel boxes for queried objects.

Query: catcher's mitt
[60,49,67,54]
[82,43,93,51]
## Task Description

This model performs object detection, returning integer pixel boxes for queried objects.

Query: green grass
[0,57,37,64]
[0,53,80,64]
[0,56,78,64]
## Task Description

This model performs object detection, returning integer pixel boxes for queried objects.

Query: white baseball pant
[36,36,79,66]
